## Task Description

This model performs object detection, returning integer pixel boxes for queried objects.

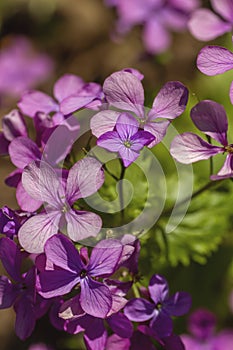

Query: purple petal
[34,112,53,146]
[66,157,104,202]
[118,145,140,167]
[97,131,122,152]
[0,276,18,308]
[211,0,233,22]
[165,292,192,316]
[187,308,216,340]
[108,294,128,316]
[18,212,61,253]
[18,91,58,117]
[143,17,170,54]
[44,234,84,272]
[211,154,233,180]
[170,132,223,164]
[148,274,169,304]
[230,80,233,104]
[106,334,130,350]
[124,298,155,322]
[103,71,144,116]
[53,74,84,102]
[80,277,112,318]
[191,100,228,145]
[122,68,144,81]
[22,161,64,206]
[84,317,107,350]
[0,237,22,281]
[150,310,173,338]
[131,130,155,149]
[162,334,185,350]
[9,136,41,169]
[188,9,232,41]
[0,133,9,155]
[14,298,36,340]
[65,209,102,241]
[88,239,122,277]
[197,46,233,76]
[107,312,133,338]
[2,109,27,141]
[150,81,188,120]
[144,120,170,147]
[116,113,139,140]
[90,110,120,138]
[16,181,42,212]
[5,169,22,188]
[131,330,156,350]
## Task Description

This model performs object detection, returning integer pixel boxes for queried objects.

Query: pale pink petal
[211,154,233,180]
[143,18,171,54]
[90,110,120,138]
[16,181,42,212]
[211,0,233,23]
[197,46,233,76]
[53,74,84,102]
[18,91,58,117]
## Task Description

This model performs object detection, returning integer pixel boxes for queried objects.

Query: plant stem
[119,159,126,222]
[157,224,169,263]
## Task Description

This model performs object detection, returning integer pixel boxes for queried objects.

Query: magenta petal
[144,120,170,147]
[107,312,133,338]
[211,154,233,180]
[90,110,120,138]
[197,46,233,76]
[88,239,122,277]
[22,161,65,206]
[80,277,112,318]
[116,113,139,139]
[2,109,27,141]
[53,74,84,102]
[18,91,58,117]
[149,274,169,304]
[9,136,41,169]
[124,298,155,322]
[66,209,102,241]
[18,212,61,253]
[66,157,104,203]
[211,0,233,23]
[14,298,36,340]
[0,237,22,281]
[190,100,228,145]
[165,292,192,316]
[16,181,42,212]
[150,81,188,120]
[103,71,145,116]
[0,276,18,308]
[170,132,223,164]
[143,17,170,54]
[5,169,22,187]
[44,234,84,272]
[188,9,232,41]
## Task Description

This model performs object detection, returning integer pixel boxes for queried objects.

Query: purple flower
[197,43,233,104]
[189,0,233,41]
[97,113,155,167]
[37,234,123,318]
[124,274,191,338]
[18,74,103,118]
[0,237,37,339]
[108,0,199,53]
[28,344,53,350]
[0,36,53,98]
[0,206,21,238]
[181,308,233,350]
[91,71,188,147]
[170,100,233,180]
[18,157,104,253]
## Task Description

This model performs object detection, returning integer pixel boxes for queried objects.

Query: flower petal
[18,212,61,253]
[188,9,232,41]
[197,46,233,76]
[66,157,104,202]
[106,334,130,350]
[148,274,169,304]
[103,71,144,116]
[211,154,233,180]
[116,113,139,140]
[14,297,36,340]
[165,292,192,316]
[229,79,233,104]
[16,181,42,212]
[5,169,22,187]
[143,17,171,54]
[18,91,58,117]
[211,0,233,23]
[88,239,122,277]
[80,277,112,318]
[0,276,18,308]
[84,317,108,350]
[150,310,173,338]
[190,100,228,145]
[66,209,102,241]
[124,298,155,322]
[107,312,133,338]
[170,133,223,164]
[0,237,22,281]
[2,109,27,141]
[53,74,84,102]
[9,136,41,169]
[0,133,9,155]
[90,110,120,138]
[144,120,170,147]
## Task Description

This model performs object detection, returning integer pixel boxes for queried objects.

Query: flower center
[124,140,132,148]
[80,269,87,278]
[225,144,233,154]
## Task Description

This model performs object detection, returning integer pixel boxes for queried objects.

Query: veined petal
[143,17,171,54]
[124,298,155,322]
[150,310,173,338]
[0,276,18,308]
[116,113,139,140]
[144,120,170,147]
[80,277,112,318]
[53,74,84,102]
[2,109,27,141]
[106,334,130,350]
[131,130,155,149]
[118,145,140,167]
[16,181,42,212]
[18,91,58,117]
[14,298,36,340]
[84,317,107,350]
[211,0,233,23]
[90,110,120,138]
[150,81,188,120]
[165,292,192,316]
[188,9,232,41]
[149,274,169,304]
[22,160,65,206]
[66,157,104,202]
[197,46,233,76]
[0,237,22,281]
[18,211,61,253]
[97,131,122,152]
[211,154,233,180]
[107,312,133,338]
[170,133,223,164]
[44,234,84,272]
[103,71,144,117]
[9,136,41,169]
[65,209,102,241]
[190,100,228,145]
[88,239,122,277]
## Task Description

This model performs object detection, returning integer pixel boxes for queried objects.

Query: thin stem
[132,283,140,298]
[206,135,213,176]
[157,224,169,263]
[119,159,126,222]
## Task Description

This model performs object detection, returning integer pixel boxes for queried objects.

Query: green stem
[157,224,169,263]
[119,159,126,222]
[206,135,213,176]
[132,283,140,298]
